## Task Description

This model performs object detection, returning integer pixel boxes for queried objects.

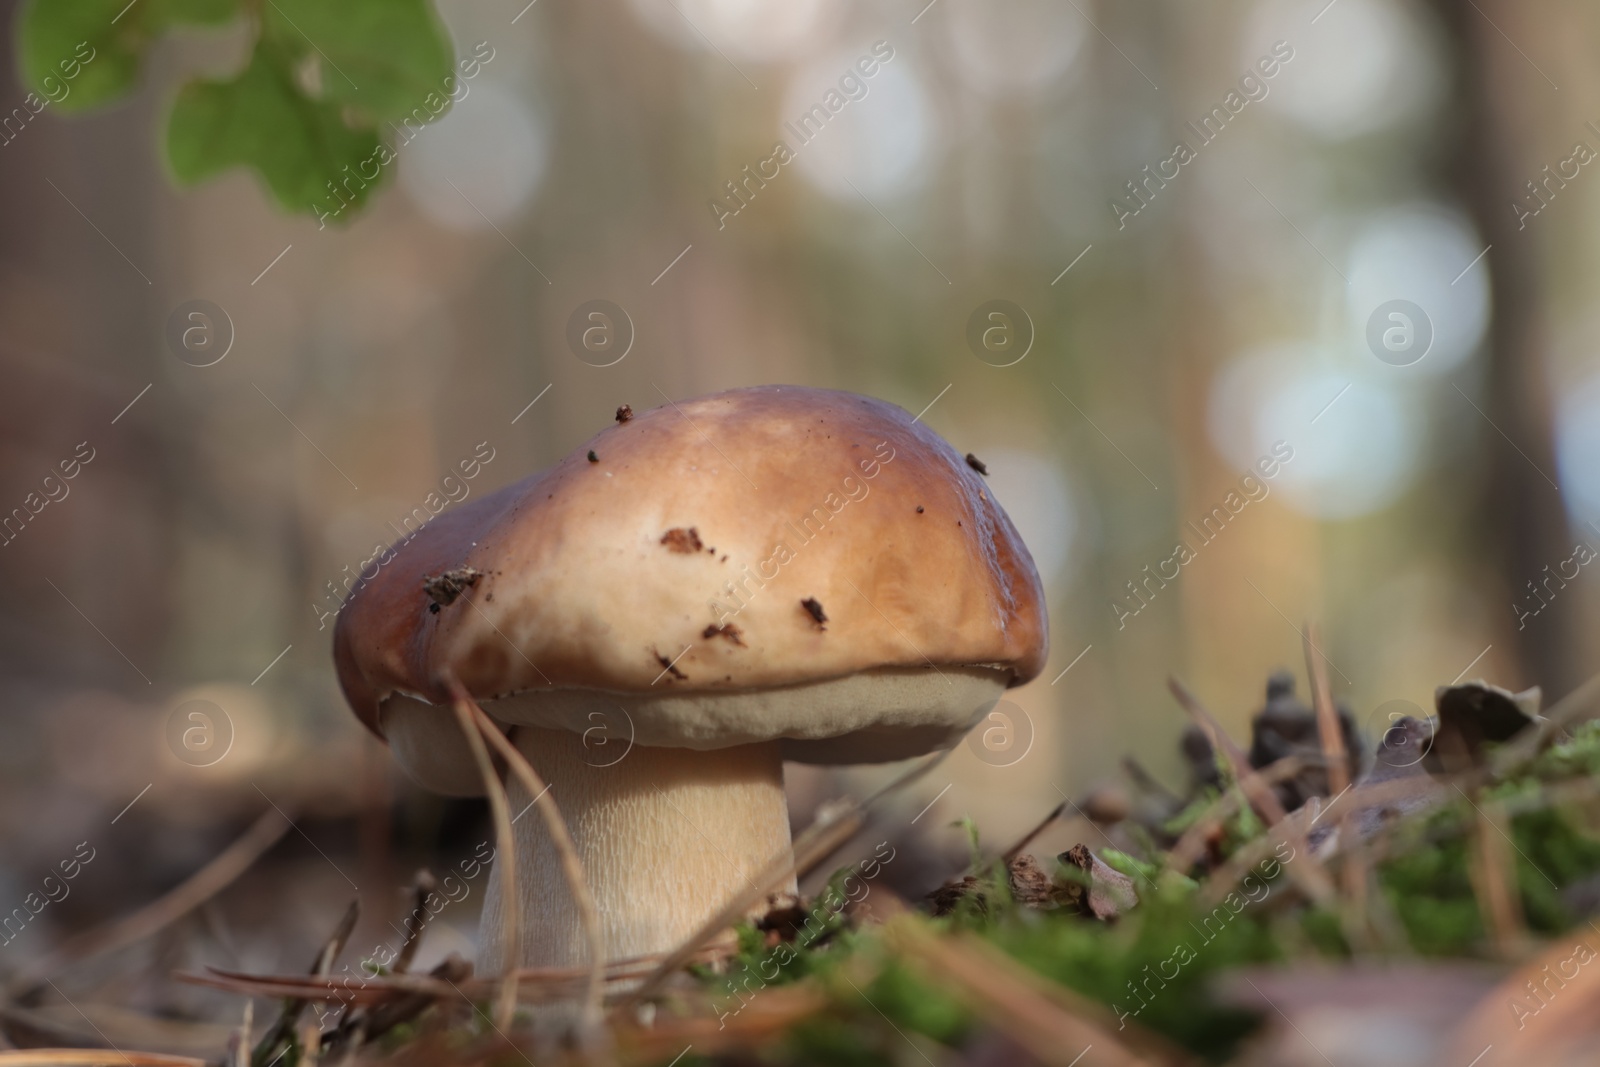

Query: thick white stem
[478,725,793,970]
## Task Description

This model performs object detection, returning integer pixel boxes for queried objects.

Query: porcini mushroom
[333,385,1047,971]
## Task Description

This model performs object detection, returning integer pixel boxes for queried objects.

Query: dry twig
[0,1053,206,1067]
[450,682,606,1033]
[1302,622,1350,799]
[1302,625,1371,949]
[250,900,359,1067]
[392,871,436,977]
[181,944,732,1007]
[446,685,520,1030]
[998,801,1067,865]
[1465,790,1531,959]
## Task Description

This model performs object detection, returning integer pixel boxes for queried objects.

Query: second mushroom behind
[333,385,1048,970]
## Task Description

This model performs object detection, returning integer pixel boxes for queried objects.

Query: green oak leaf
[18,0,153,112]
[165,40,383,218]
[260,0,454,124]
[18,0,242,113]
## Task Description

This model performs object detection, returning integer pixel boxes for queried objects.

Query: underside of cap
[381,695,496,797]
[481,665,1007,762]
[380,666,1008,795]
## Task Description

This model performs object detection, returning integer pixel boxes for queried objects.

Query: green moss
[1378,811,1483,955]
[986,893,1276,1061]
[781,1016,898,1067]
[1375,730,1600,956]
[1529,720,1600,780]
[862,959,971,1046]
[1297,907,1349,957]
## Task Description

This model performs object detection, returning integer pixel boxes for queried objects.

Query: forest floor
[8,661,1600,1067]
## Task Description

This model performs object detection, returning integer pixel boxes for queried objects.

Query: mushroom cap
[334,385,1048,778]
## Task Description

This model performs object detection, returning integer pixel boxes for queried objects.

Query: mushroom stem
[478,725,794,970]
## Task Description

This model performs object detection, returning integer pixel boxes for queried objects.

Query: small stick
[326,871,435,1063]
[1346,828,1408,948]
[450,680,606,1034]
[393,870,437,976]
[1301,626,1370,946]
[1168,677,1334,905]
[1302,622,1350,798]
[182,943,734,1005]
[360,954,473,1043]
[0,1053,208,1066]
[297,1017,321,1067]
[251,900,359,1067]
[1335,840,1375,954]
[321,954,476,1062]
[999,801,1066,865]
[234,1002,252,1067]
[1466,789,1529,959]
[447,687,520,1030]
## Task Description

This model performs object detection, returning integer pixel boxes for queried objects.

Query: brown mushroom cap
[334,385,1047,774]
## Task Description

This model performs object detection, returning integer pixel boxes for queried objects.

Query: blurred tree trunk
[1427,0,1574,692]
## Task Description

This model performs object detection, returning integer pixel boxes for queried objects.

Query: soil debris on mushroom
[653,648,687,679]
[966,453,988,475]
[421,567,482,611]
[801,597,827,628]
[615,404,633,422]
[660,526,704,553]
[702,622,745,646]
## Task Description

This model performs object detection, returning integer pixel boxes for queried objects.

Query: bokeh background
[0,0,1596,1039]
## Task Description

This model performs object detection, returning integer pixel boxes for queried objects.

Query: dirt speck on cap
[422,567,482,611]
[587,450,599,463]
[965,453,988,476]
[615,404,634,423]
[801,597,827,629]
[661,527,704,553]
[703,623,745,646]
[653,648,687,680]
